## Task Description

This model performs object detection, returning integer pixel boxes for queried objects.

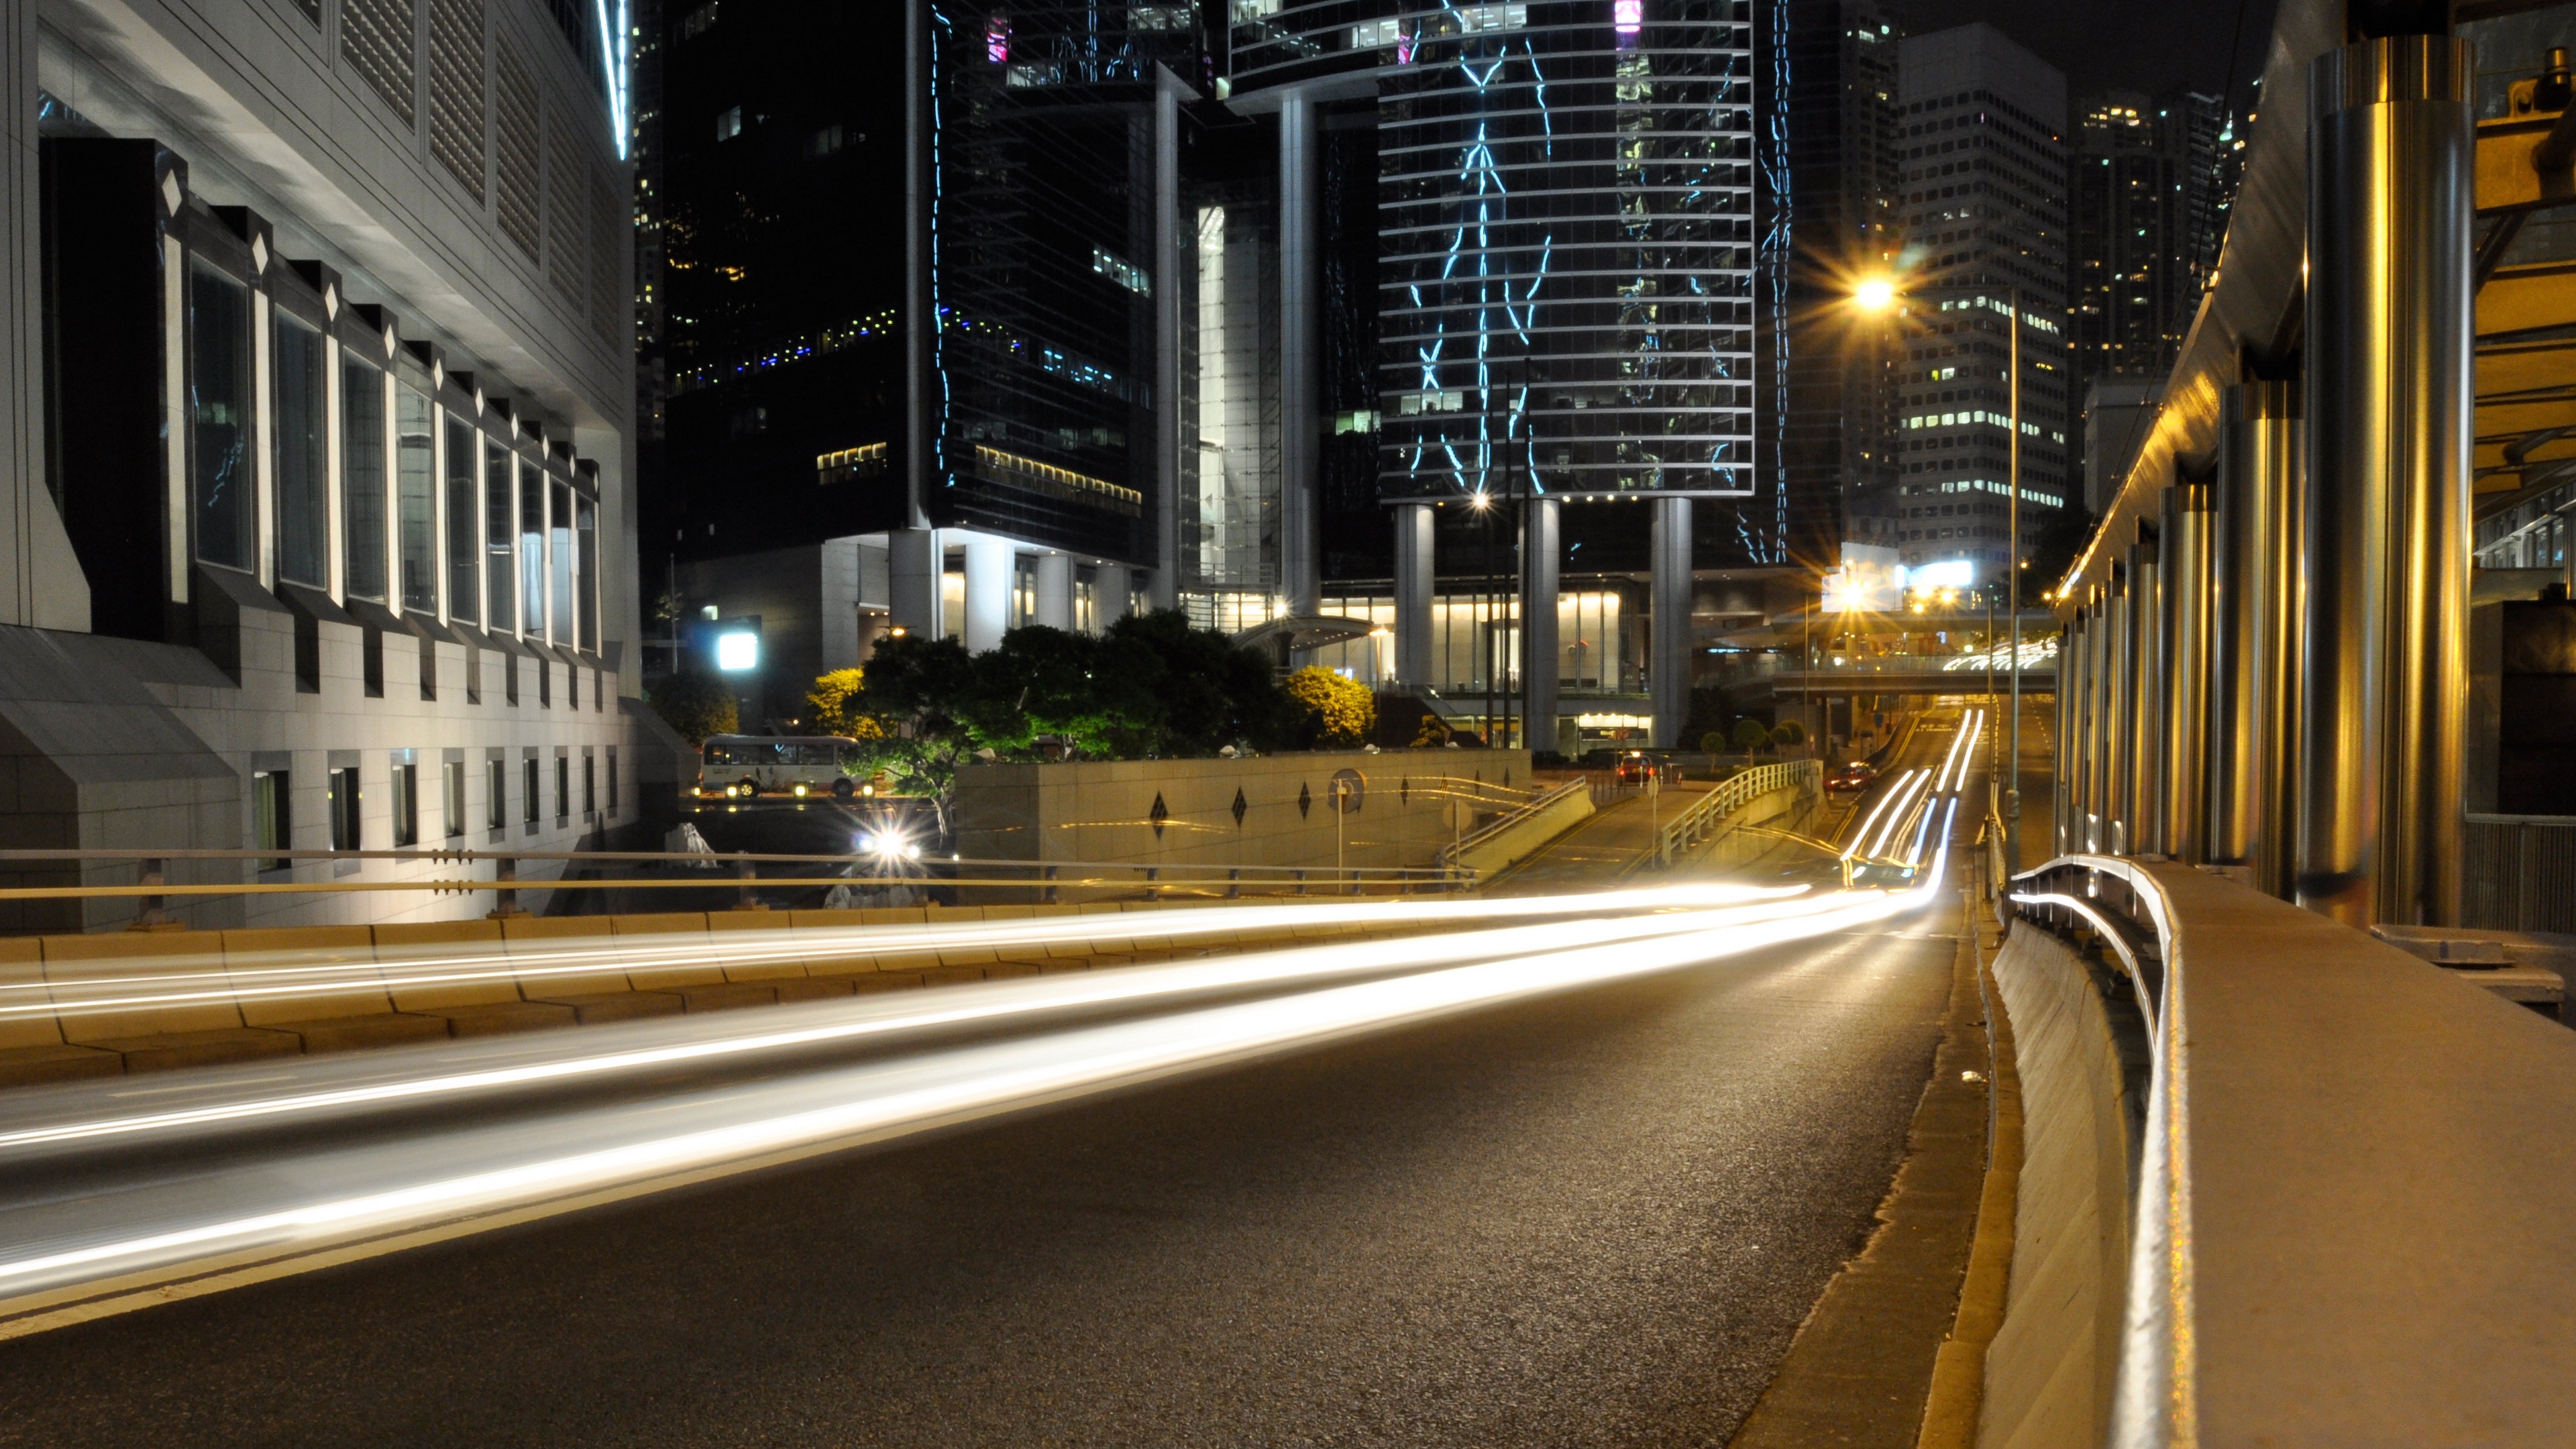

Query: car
[1827,761,1878,792]
[1613,751,1656,784]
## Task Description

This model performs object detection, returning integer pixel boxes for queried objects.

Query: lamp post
[1854,274,2027,869]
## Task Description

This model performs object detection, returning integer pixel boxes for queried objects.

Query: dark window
[523,755,540,825]
[553,753,570,820]
[487,754,508,830]
[606,747,619,812]
[445,417,479,622]
[485,441,516,633]
[582,751,596,814]
[443,758,466,838]
[342,358,387,599]
[273,312,328,586]
[187,262,252,570]
[328,765,362,851]
[253,769,291,871]
[397,386,436,612]
[390,759,418,847]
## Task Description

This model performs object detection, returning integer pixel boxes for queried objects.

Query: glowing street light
[1851,274,1898,314]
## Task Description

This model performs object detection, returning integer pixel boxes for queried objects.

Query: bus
[698,735,869,798]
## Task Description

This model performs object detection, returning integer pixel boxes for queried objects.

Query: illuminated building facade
[1886,24,2072,574]
[0,0,657,930]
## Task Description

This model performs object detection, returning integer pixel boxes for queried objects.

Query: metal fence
[2463,816,2576,934]
[1644,760,1823,869]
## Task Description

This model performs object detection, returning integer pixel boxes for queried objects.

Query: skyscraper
[1779,0,1904,568]
[1886,24,2073,574]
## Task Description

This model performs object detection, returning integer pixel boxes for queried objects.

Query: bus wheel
[831,777,855,798]
[740,777,761,797]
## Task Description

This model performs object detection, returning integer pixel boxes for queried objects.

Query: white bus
[699,735,868,798]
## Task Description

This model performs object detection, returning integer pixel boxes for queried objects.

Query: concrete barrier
[1451,784,1594,879]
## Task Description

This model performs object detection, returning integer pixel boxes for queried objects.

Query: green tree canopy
[1731,717,1772,752]
[1771,718,1808,748]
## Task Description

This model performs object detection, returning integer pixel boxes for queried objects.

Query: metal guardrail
[1644,759,1821,869]
[1997,851,2576,1446]
[1436,779,1589,870]
[0,848,1470,924]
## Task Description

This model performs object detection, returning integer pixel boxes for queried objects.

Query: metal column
[2208,380,2303,890]
[888,527,940,637]
[2105,570,2133,854]
[960,533,1012,653]
[2090,589,2115,851]
[2127,537,2161,857]
[1095,562,1132,631]
[1152,68,1187,612]
[1392,502,1434,689]
[1033,552,1073,631]
[2159,480,2212,862]
[2057,616,2082,855]
[1523,496,1560,755]
[2299,35,2473,926]
[1277,92,1321,621]
[1650,496,1692,748]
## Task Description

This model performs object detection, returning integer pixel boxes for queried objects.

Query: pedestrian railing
[2000,855,2576,1445]
[1642,759,1822,869]
[1436,779,1591,873]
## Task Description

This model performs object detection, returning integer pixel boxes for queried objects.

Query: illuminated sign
[714,631,759,672]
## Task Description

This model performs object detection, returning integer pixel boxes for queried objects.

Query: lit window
[1092,248,1150,295]
[715,106,741,142]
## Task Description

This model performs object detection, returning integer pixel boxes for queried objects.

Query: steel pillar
[1033,553,1073,631]
[1523,496,1560,755]
[2160,480,2213,861]
[888,527,940,638]
[960,533,1012,653]
[2208,380,2303,891]
[1392,502,1434,688]
[1277,91,1320,621]
[2298,35,2473,926]
[2128,537,2161,857]
[1650,496,1691,748]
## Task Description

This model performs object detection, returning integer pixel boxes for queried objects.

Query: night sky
[1898,0,2284,111]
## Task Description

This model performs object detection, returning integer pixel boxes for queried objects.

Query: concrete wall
[1978,926,2141,1449]
[955,749,1535,873]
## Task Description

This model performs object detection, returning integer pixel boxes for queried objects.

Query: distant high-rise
[1778,0,1904,568]
[2069,91,2181,387]
[1886,24,2074,574]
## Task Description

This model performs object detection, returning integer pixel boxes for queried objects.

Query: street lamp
[1854,273,2027,869]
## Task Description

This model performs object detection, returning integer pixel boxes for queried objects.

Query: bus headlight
[793,783,809,798]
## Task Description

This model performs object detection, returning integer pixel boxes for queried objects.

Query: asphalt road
[0,917,1956,1448]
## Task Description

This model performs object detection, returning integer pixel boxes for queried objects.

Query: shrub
[649,671,737,747]
[1730,717,1771,752]
[1699,731,1726,755]
[1285,666,1376,748]
[1771,719,1808,749]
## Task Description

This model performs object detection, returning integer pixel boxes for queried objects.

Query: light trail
[0,873,1957,1322]
[1,882,1805,1024]
[1866,770,1933,861]
[0,893,1866,1154]
[1843,769,1917,863]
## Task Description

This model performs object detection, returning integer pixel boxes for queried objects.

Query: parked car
[1827,761,1878,792]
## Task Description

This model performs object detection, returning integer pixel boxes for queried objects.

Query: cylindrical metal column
[960,533,1012,654]
[2104,574,2131,853]
[2300,36,2473,925]
[1095,562,1132,631]
[1392,502,1434,688]
[1650,496,1693,748]
[2126,539,2162,857]
[1033,552,1074,631]
[2208,380,2303,885]
[888,527,941,638]
[2160,481,2213,861]
[2057,616,2082,855]
[2085,589,2112,852]
[1277,91,1321,622]
[1523,496,1560,755]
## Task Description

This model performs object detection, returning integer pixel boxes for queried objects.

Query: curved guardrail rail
[1645,759,1822,869]
[1435,778,1591,871]
[2005,855,2192,1448]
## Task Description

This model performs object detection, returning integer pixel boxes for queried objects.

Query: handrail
[2001,853,2194,1449]
[1436,779,1589,869]
[1644,759,1821,869]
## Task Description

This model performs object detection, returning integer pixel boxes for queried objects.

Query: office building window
[273,313,329,586]
[396,385,435,612]
[390,755,417,847]
[188,261,252,571]
[444,417,479,622]
[519,458,544,641]
[253,769,290,872]
[575,495,598,651]
[342,358,388,599]
[328,765,362,850]
[549,477,574,645]
[582,751,596,814]
[443,757,466,838]
[486,753,508,830]
[553,753,570,821]
[485,440,517,633]
[606,747,619,812]
[523,754,540,826]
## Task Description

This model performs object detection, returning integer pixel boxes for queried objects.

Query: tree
[843,634,981,839]
[1731,717,1771,753]
[1699,731,1727,755]
[1284,666,1375,749]
[648,671,737,746]
[806,668,883,740]
[1771,718,1808,751]
[1102,609,1295,756]
[1411,713,1452,748]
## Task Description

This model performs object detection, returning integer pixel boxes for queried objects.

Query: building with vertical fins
[0,0,663,931]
